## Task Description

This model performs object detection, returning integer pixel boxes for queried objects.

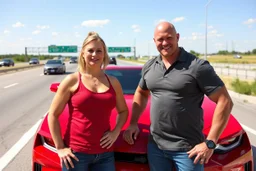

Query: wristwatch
[205,139,216,149]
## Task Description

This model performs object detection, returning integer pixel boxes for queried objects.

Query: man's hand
[187,142,214,164]
[123,124,140,145]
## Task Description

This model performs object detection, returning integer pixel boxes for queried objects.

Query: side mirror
[50,83,60,92]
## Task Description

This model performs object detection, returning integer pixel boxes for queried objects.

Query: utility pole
[25,47,28,62]
[134,38,136,60]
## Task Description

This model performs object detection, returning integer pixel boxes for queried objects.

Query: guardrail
[0,64,44,74]
[214,67,256,80]
[211,63,256,70]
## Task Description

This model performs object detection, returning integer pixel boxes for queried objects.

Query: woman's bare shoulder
[60,72,79,88]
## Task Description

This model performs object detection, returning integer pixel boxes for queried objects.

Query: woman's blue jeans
[62,151,115,171]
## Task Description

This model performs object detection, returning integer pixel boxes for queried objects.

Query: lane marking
[0,112,47,171]
[241,124,256,136]
[4,83,18,89]
[40,74,44,76]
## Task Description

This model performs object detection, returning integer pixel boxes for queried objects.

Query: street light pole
[205,0,213,61]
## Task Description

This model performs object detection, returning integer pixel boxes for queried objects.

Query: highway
[0,60,255,171]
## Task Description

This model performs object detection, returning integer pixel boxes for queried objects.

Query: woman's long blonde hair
[78,32,109,71]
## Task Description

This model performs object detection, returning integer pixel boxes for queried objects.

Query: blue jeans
[147,142,204,171]
[62,151,115,171]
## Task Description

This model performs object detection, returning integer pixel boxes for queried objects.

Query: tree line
[190,48,256,56]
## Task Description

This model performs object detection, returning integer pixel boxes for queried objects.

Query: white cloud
[52,32,59,36]
[208,25,213,29]
[131,25,141,32]
[4,30,10,34]
[191,32,204,40]
[180,37,187,40]
[172,17,185,23]
[32,30,41,35]
[19,38,32,41]
[81,19,110,27]
[75,32,80,37]
[36,25,50,30]
[12,22,25,28]
[243,18,256,25]
[208,29,224,37]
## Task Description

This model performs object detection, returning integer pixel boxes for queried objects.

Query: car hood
[44,64,63,68]
[38,95,243,154]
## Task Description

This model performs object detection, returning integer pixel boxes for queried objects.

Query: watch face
[206,140,216,149]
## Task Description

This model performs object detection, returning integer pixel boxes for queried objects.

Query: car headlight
[214,134,242,153]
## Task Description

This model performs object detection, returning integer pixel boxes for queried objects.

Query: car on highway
[0,58,15,67]
[234,54,242,59]
[32,65,254,171]
[43,59,66,75]
[69,56,78,64]
[29,57,40,65]
[109,56,117,65]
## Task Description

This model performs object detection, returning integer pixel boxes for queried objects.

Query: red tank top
[64,72,116,154]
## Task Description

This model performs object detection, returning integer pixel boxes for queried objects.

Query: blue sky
[0,0,255,57]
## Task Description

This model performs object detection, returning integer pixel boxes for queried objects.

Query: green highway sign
[108,47,131,53]
[48,45,78,53]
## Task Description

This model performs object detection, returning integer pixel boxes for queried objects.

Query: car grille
[114,152,148,164]
[47,68,58,71]
[34,163,42,171]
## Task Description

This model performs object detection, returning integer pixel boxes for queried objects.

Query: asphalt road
[0,59,255,171]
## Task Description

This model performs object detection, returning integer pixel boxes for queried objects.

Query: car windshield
[71,57,77,60]
[46,60,62,64]
[31,58,38,60]
[105,68,141,94]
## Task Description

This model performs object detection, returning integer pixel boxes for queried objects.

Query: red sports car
[32,65,254,171]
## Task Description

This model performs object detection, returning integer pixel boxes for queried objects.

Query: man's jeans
[62,151,115,171]
[147,142,204,171]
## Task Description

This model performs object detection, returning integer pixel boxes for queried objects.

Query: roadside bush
[251,80,256,95]
[231,79,252,95]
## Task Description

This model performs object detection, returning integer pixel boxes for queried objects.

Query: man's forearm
[207,100,233,143]
[130,91,148,125]
[113,110,128,133]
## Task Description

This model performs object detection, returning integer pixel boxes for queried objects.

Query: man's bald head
[153,21,180,59]
[154,22,177,38]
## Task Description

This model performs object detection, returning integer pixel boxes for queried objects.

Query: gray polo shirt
[139,47,224,151]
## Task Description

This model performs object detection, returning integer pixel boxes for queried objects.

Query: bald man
[123,21,233,171]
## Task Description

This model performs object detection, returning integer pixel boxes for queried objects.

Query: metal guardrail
[0,64,44,74]
[214,67,256,80]
[211,63,256,70]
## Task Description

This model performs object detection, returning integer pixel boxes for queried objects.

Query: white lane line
[4,83,18,89]
[0,112,48,171]
[40,74,44,76]
[241,124,256,136]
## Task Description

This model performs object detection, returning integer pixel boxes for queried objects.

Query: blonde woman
[48,32,128,171]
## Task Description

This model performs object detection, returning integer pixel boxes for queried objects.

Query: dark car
[29,58,40,65]
[69,57,78,64]
[0,58,15,67]
[32,65,254,171]
[109,56,117,65]
[43,59,66,75]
